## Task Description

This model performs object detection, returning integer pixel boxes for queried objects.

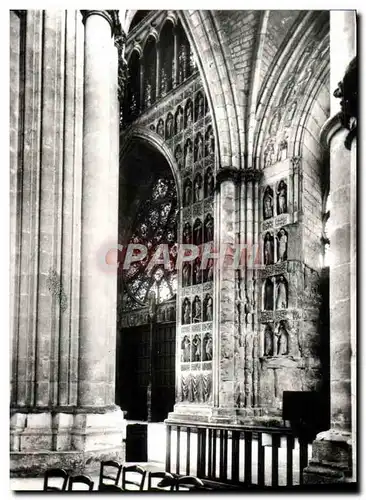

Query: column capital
[215,166,239,187]
[333,56,357,150]
[80,10,123,39]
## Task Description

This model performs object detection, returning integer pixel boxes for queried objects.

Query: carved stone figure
[193,218,203,245]
[204,168,214,197]
[192,295,202,323]
[182,262,191,287]
[281,76,295,105]
[195,134,204,161]
[264,232,274,265]
[263,187,274,220]
[185,100,193,127]
[263,140,275,167]
[269,111,281,136]
[275,276,288,309]
[204,214,214,242]
[183,222,191,244]
[193,173,203,202]
[206,127,214,156]
[264,325,273,356]
[277,134,288,161]
[191,334,202,361]
[157,118,164,137]
[203,293,213,322]
[203,333,213,361]
[277,180,288,214]
[182,298,191,324]
[276,321,289,355]
[166,113,173,138]
[285,101,297,127]
[264,278,274,310]
[184,139,193,168]
[176,107,184,134]
[181,335,191,362]
[193,258,202,285]
[175,145,183,169]
[277,228,288,262]
[183,179,192,206]
[145,82,152,108]
[196,92,204,120]
[205,258,214,282]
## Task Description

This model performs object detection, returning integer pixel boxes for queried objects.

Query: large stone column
[10,9,126,475]
[304,11,357,484]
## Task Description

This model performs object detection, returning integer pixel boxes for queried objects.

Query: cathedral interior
[9,9,357,488]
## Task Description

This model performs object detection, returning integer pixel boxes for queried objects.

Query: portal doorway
[116,138,178,422]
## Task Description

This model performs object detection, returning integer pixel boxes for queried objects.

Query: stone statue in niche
[277,180,288,214]
[277,228,288,262]
[206,127,215,156]
[182,297,191,324]
[285,101,297,127]
[195,92,205,121]
[276,321,289,355]
[298,66,313,95]
[264,324,274,356]
[263,187,274,220]
[184,139,193,168]
[157,118,164,137]
[205,258,214,282]
[185,99,193,127]
[182,262,192,287]
[182,222,192,244]
[263,140,275,167]
[264,278,274,310]
[263,232,274,265]
[203,293,213,322]
[193,173,203,202]
[191,334,202,361]
[181,335,191,362]
[204,167,214,197]
[275,276,288,309]
[165,113,173,138]
[269,110,281,137]
[277,134,288,161]
[193,218,203,245]
[175,145,183,169]
[175,106,184,134]
[192,295,202,323]
[191,373,200,401]
[183,179,192,206]
[203,333,213,361]
[204,213,214,242]
[195,133,204,162]
[192,259,200,285]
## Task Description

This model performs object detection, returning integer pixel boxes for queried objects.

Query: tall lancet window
[177,22,193,85]
[160,21,174,97]
[143,36,157,110]
[124,50,141,124]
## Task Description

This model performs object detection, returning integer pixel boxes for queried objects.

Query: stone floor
[10,422,311,490]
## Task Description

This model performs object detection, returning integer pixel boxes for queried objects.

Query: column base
[10,406,126,476]
[303,429,354,484]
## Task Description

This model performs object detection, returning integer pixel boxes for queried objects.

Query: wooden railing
[165,421,311,488]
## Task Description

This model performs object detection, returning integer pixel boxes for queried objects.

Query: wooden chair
[98,484,125,492]
[68,474,94,491]
[43,468,68,491]
[121,465,147,491]
[147,471,176,491]
[175,475,206,491]
[99,460,123,489]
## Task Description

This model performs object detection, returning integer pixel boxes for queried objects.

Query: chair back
[176,475,205,491]
[99,460,123,488]
[121,465,147,491]
[147,471,176,491]
[68,474,94,491]
[43,468,68,491]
